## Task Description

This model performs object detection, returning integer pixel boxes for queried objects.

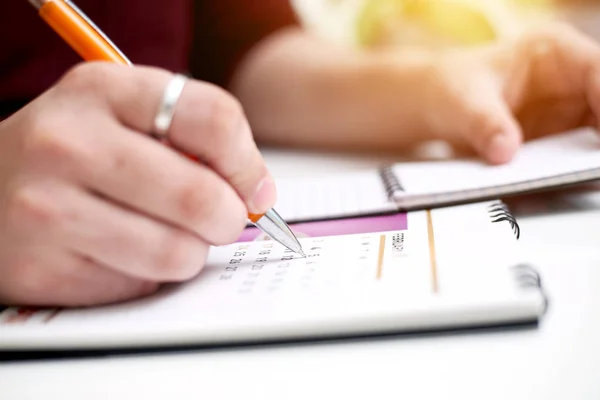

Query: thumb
[459,88,523,165]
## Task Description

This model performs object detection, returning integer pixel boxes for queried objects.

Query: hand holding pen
[0,1,303,307]
[30,0,305,257]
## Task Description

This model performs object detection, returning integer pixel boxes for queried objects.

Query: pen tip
[299,250,307,258]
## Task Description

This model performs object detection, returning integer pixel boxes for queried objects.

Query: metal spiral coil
[512,263,549,313]
[378,166,404,199]
[488,201,520,239]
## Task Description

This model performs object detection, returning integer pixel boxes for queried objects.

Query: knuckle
[154,232,208,281]
[7,185,62,232]
[175,177,246,245]
[58,62,118,96]
[175,178,221,226]
[23,116,83,168]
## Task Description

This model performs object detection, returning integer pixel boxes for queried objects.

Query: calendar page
[0,201,549,353]
[204,213,418,299]
[0,201,525,332]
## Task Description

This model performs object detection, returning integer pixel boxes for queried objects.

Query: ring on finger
[152,73,188,139]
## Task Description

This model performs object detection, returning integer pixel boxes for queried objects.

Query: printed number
[278,263,290,268]
[252,264,264,270]
[225,266,238,272]
[263,243,275,249]
[220,274,233,280]
[233,251,246,257]
[237,245,250,250]
[255,257,268,263]
[281,255,294,261]
[259,250,271,255]
[229,258,242,264]
[307,253,319,258]
[310,247,322,251]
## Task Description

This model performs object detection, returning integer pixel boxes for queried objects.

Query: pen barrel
[38,0,129,65]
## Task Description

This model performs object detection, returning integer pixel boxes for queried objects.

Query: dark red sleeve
[189,0,299,88]
[0,0,191,119]
[0,0,297,119]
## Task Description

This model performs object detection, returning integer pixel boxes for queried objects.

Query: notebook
[0,200,547,352]
[272,127,600,223]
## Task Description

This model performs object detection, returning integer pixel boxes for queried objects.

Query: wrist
[232,29,439,150]
[335,47,438,148]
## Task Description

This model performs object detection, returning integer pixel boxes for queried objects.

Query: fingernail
[485,133,517,164]
[250,175,277,213]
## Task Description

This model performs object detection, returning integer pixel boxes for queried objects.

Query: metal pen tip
[252,208,305,257]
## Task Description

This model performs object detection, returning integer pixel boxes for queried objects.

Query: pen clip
[62,0,133,66]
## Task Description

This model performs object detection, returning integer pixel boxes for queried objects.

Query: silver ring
[153,73,187,137]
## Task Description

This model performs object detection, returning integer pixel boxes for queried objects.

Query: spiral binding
[487,201,520,239]
[511,263,549,313]
[378,166,404,199]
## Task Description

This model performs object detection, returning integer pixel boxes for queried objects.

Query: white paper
[273,170,396,222]
[393,128,600,196]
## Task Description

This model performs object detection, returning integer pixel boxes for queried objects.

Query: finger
[0,248,158,308]
[8,180,211,282]
[516,24,600,118]
[451,78,523,164]
[22,110,248,245]
[517,96,591,140]
[57,63,276,214]
[520,23,600,98]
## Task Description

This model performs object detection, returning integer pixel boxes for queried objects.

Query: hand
[0,63,276,307]
[420,22,600,164]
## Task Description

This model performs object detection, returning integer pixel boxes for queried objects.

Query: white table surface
[1,146,600,400]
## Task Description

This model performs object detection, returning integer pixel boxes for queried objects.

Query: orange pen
[28,0,305,256]
[30,0,131,65]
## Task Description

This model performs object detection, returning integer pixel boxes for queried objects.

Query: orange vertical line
[426,210,439,293]
[376,235,385,279]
